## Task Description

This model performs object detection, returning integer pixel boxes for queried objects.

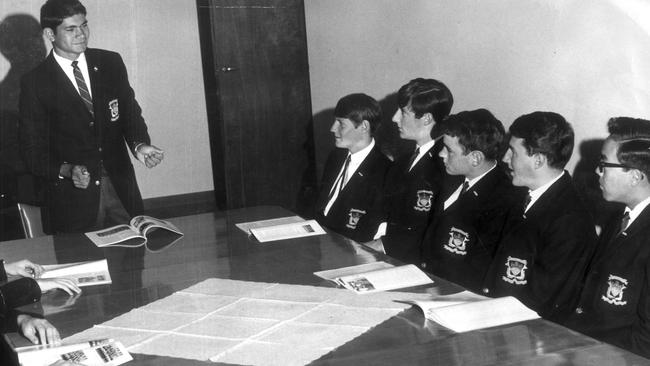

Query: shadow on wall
[572,138,624,229]
[0,14,47,240]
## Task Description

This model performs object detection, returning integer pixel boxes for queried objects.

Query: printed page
[132,215,183,237]
[59,341,132,366]
[336,264,433,294]
[85,225,145,247]
[41,259,112,287]
[235,215,305,233]
[250,220,326,242]
[15,338,132,366]
[314,261,394,282]
[423,296,539,333]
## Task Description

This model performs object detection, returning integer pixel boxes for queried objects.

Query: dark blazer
[315,145,390,243]
[563,205,650,358]
[421,164,522,293]
[381,143,454,264]
[481,172,597,320]
[19,48,150,233]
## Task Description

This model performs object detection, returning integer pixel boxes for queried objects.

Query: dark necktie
[71,61,94,117]
[619,211,630,235]
[459,180,470,196]
[522,193,532,217]
[407,147,420,171]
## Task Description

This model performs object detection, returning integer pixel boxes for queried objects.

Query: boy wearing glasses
[481,112,597,321]
[563,117,650,358]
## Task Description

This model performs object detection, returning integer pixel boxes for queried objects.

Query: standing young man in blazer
[563,118,650,358]
[481,112,596,320]
[315,93,390,243]
[421,109,521,292]
[19,0,163,233]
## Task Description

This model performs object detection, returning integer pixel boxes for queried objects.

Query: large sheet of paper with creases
[64,278,434,365]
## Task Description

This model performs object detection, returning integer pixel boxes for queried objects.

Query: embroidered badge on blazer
[414,190,434,212]
[502,256,528,285]
[443,227,469,255]
[108,99,119,121]
[346,208,366,229]
[601,275,628,306]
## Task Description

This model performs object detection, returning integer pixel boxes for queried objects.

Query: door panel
[197,0,315,211]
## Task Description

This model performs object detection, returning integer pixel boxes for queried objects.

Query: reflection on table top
[1,206,647,365]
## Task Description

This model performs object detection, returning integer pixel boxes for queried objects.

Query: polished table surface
[1,206,648,365]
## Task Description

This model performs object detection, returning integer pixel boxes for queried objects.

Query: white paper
[314,261,394,281]
[333,264,433,294]
[415,296,540,332]
[41,259,112,287]
[235,215,305,233]
[16,339,132,366]
[250,219,326,242]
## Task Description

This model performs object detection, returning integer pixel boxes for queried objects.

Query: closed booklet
[315,262,433,294]
[249,219,326,242]
[41,259,112,287]
[235,215,305,233]
[85,215,183,251]
[4,335,132,366]
[408,295,540,332]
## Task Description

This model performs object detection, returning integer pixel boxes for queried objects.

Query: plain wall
[0,0,214,199]
[305,0,650,175]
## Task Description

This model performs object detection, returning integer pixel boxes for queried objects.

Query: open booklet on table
[41,259,112,287]
[85,215,183,251]
[4,334,132,366]
[405,292,540,332]
[314,261,433,294]
[236,216,326,242]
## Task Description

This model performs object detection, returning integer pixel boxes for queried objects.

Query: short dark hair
[397,78,453,123]
[334,93,382,134]
[617,139,650,177]
[509,111,574,169]
[607,117,650,140]
[41,0,86,31]
[441,109,506,161]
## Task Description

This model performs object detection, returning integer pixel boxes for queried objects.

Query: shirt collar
[349,138,375,165]
[528,171,565,204]
[626,195,650,227]
[52,50,88,71]
[466,162,497,188]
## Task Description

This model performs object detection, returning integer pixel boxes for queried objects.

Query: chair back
[17,203,45,238]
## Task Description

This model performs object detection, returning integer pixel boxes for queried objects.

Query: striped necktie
[71,61,94,117]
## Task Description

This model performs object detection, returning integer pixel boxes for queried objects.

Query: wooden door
[196,0,315,212]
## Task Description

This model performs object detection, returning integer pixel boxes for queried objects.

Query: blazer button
[98,147,102,152]
[575,307,583,314]
[89,121,94,127]
[95,180,100,186]
[482,288,489,294]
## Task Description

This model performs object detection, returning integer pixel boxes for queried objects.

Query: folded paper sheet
[65,278,435,365]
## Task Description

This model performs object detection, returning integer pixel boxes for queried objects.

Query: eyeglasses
[597,161,629,174]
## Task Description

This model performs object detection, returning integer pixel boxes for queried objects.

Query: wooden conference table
[0,206,648,365]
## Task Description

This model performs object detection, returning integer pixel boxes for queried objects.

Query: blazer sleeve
[19,74,64,181]
[113,53,151,155]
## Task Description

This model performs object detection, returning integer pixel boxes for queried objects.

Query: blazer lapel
[46,52,92,118]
